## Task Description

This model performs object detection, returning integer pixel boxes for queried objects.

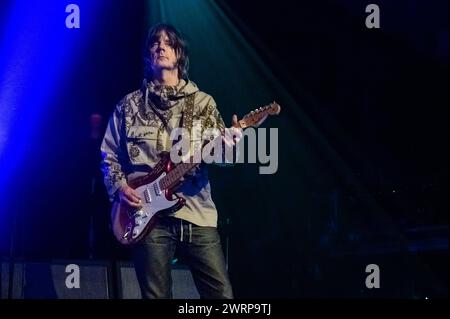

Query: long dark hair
[143,23,189,80]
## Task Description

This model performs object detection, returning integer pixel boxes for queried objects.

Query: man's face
[149,30,178,73]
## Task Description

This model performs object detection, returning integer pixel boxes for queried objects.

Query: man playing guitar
[101,23,240,299]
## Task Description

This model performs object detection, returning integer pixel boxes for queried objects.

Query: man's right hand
[118,185,142,208]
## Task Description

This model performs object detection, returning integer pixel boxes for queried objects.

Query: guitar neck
[158,101,280,191]
[160,161,198,190]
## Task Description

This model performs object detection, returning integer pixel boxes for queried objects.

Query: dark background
[0,0,447,298]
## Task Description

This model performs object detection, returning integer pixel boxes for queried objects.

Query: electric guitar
[111,102,281,245]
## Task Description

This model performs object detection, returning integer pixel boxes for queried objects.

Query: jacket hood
[143,78,199,110]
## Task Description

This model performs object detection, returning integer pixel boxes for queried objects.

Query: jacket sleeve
[100,99,128,201]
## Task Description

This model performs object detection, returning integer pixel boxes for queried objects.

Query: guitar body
[111,152,185,245]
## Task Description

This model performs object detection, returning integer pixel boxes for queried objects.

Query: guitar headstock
[237,101,281,129]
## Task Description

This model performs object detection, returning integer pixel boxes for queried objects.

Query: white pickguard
[127,172,179,239]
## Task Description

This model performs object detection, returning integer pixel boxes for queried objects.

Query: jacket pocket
[125,126,159,165]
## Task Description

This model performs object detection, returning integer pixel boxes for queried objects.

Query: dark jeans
[132,216,233,299]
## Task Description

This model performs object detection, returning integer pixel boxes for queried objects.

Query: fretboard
[159,160,198,190]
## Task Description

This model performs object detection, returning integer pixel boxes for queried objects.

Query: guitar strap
[170,92,196,155]
[181,92,196,134]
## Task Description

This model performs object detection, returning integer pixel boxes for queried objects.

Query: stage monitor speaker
[10,260,111,299]
[1,260,9,299]
[116,261,199,299]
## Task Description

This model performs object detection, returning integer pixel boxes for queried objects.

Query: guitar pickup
[144,188,151,203]
[154,182,162,196]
